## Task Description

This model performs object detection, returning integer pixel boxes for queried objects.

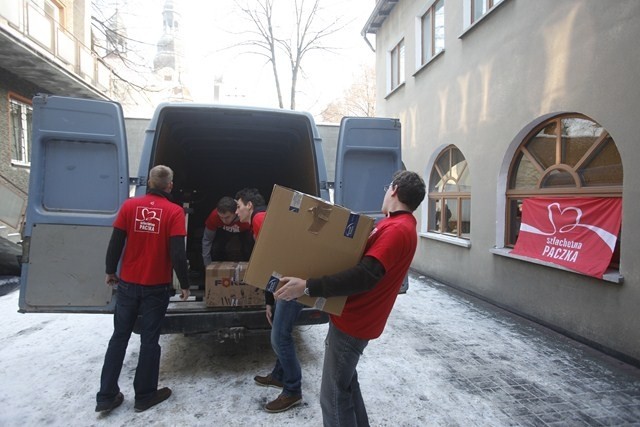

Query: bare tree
[234,0,284,108]
[91,0,160,106]
[321,65,376,122]
[234,0,346,110]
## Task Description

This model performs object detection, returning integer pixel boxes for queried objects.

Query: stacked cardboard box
[244,185,374,315]
[205,262,265,307]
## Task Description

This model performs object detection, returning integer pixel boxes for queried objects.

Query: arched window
[506,114,623,261]
[428,145,471,239]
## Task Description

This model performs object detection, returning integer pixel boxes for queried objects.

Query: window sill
[459,0,511,39]
[420,232,471,248]
[490,247,623,284]
[413,49,445,78]
[11,161,30,169]
[384,81,406,99]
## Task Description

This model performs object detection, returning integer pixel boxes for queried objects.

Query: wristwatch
[303,286,310,296]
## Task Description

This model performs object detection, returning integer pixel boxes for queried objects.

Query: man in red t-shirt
[274,170,426,425]
[202,196,252,266]
[96,165,190,414]
[236,187,305,413]
[235,187,267,239]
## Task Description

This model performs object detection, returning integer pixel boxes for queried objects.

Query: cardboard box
[205,262,265,307]
[244,185,374,315]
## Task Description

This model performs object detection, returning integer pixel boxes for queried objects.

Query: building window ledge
[459,0,511,39]
[413,49,445,78]
[420,232,471,248]
[385,81,406,99]
[11,160,30,169]
[490,247,623,284]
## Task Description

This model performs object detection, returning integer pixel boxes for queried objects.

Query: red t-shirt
[113,193,186,285]
[252,211,267,239]
[331,212,418,340]
[205,209,251,233]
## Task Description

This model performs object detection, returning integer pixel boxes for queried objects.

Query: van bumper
[133,307,329,335]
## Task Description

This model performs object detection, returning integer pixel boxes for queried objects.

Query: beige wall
[374,0,640,362]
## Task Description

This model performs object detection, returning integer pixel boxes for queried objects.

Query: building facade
[364,0,640,364]
[0,0,117,242]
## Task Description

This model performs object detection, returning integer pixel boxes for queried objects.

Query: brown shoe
[254,374,283,389]
[264,393,302,413]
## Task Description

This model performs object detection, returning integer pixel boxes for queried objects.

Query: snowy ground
[2,275,639,427]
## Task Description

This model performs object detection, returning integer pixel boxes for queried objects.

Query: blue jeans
[96,281,170,404]
[270,299,304,396]
[320,322,370,427]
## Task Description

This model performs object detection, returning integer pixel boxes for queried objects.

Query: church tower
[153,0,191,102]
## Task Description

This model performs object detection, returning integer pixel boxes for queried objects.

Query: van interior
[148,105,322,277]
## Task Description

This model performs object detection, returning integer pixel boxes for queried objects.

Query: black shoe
[95,392,124,413]
[134,387,172,412]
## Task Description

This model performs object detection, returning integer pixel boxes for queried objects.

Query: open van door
[334,117,402,217]
[18,95,129,313]
[334,117,409,292]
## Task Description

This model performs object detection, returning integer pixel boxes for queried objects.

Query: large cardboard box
[205,262,265,307]
[244,185,374,315]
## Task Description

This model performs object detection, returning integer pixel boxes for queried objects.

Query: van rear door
[334,117,402,217]
[18,95,129,313]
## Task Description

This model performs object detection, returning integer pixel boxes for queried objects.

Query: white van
[18,95,402,336]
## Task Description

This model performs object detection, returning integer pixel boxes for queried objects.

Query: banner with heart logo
[511,197,622,278]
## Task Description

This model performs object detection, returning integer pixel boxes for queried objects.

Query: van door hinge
[129,176,145,186]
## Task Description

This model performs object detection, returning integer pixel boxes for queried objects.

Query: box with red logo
[205,262,265,307]
[244,185,374,315]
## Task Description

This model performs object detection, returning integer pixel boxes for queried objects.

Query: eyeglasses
[383,182,394,192]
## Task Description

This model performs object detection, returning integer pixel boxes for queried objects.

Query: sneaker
[95,392,124,413]
[254,374,283,389]
[264,393,302,413]
[134,387,172,412]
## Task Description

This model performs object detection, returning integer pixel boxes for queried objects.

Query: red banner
[511,197,622,278]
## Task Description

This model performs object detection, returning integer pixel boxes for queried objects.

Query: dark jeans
[270,299,304,396]
[320,322,370,427]
[96,281,170,404]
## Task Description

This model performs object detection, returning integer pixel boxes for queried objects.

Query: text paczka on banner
[511,197,622,278]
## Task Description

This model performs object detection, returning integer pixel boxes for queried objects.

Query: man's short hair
[148,165,173,191]
[235,188,265,207]
[217,196,237,213]
[392,170,426,212]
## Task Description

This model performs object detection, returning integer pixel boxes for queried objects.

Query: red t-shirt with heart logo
[113,193,186,285]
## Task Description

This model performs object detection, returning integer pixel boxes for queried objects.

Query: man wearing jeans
[274,170,426,425]
[95,165,190,414]
[235,188,305,413]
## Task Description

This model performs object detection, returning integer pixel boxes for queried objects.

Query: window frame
[418,0,445,68]
[505,113,623,249]
[9,93,33,168]
[425,145,471,241]
[388,38,405,93]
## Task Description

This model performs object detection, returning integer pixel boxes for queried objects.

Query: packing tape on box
[307,202,332,234]
[313,297,327,310]
[289,191,303,213]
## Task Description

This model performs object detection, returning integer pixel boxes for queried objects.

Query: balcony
[0,1,115,100]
